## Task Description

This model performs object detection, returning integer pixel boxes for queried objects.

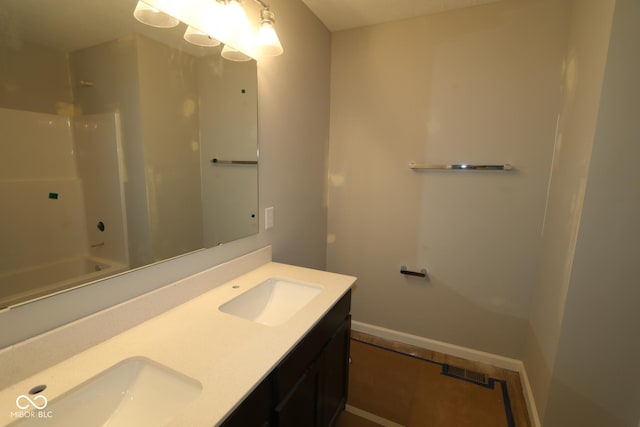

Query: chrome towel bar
[409,162,513,171]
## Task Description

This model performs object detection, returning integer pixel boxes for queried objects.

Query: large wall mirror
[0,0,259,308]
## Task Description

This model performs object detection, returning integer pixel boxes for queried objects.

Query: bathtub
[0,256,128,308]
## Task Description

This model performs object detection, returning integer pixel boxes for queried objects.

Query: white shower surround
[0,255,127,308]
[0,108,128,307]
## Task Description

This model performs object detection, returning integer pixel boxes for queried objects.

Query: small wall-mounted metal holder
[400,265,428,278]
[211,158,258,165]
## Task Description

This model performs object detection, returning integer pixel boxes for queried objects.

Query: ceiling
[300,0,505,32]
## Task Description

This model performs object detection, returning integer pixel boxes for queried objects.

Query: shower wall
[0,38,129,305]
[0,108,87,272]
[74,113,129,266]
[0,108,128,280]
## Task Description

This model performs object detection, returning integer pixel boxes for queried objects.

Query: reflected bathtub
[0,256,128,308]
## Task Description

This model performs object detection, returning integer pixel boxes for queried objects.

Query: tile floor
[336,332,531,427]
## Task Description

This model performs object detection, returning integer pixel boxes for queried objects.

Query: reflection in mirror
[0,0,258,308]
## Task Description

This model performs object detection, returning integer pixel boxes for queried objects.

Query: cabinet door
[320,316,351,427]
[274,291,351,400]
[220,377,271,427]
[274,361,321,427]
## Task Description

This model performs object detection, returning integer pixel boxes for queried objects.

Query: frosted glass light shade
[133,1,179,28]
[184,26,221,47]
[255,22,283,57]
[221,45,251,62]
[225,0,251,31]
[221,0,254,54]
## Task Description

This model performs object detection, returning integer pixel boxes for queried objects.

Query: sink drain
[29,385,47,395]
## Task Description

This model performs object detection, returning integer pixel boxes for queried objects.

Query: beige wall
[257,0,332,269]
[327,0,569,358]
[523,0,616,420]
[539,0,640,425]
[0,38,72,114]
[199,58,258,246]
[136,35,203,262]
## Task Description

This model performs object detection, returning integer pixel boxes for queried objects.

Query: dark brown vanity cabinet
[219,378,271,427]
[220,290,351,427]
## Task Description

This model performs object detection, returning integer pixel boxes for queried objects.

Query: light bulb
[184,26,221,47]
[133,0,179,28]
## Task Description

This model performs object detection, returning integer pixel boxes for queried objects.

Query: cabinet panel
[321,316,351,427]
[274,291,351,399]
[274,361,320,427]
[219,378,271,427]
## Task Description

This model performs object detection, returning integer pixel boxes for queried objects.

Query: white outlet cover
[265,207,274,229]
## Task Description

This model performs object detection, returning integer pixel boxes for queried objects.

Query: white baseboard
[351,320,521,370]
[518,364,542,427]
[345,405,403,427]
[351,320,541,427]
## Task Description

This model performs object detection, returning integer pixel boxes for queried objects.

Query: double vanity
[0,248,356,426]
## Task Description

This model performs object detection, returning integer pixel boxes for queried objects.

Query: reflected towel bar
[211,158,258,165]
[409,163,513,171]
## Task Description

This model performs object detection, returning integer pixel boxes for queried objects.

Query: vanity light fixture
[255,8,283,57]
[133,1,179,28]
[134,0,284,59]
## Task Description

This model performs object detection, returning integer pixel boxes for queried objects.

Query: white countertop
[0,262,356,427]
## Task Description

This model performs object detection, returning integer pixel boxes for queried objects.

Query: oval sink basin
[10,357,201,427]
[219,278,322,326]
